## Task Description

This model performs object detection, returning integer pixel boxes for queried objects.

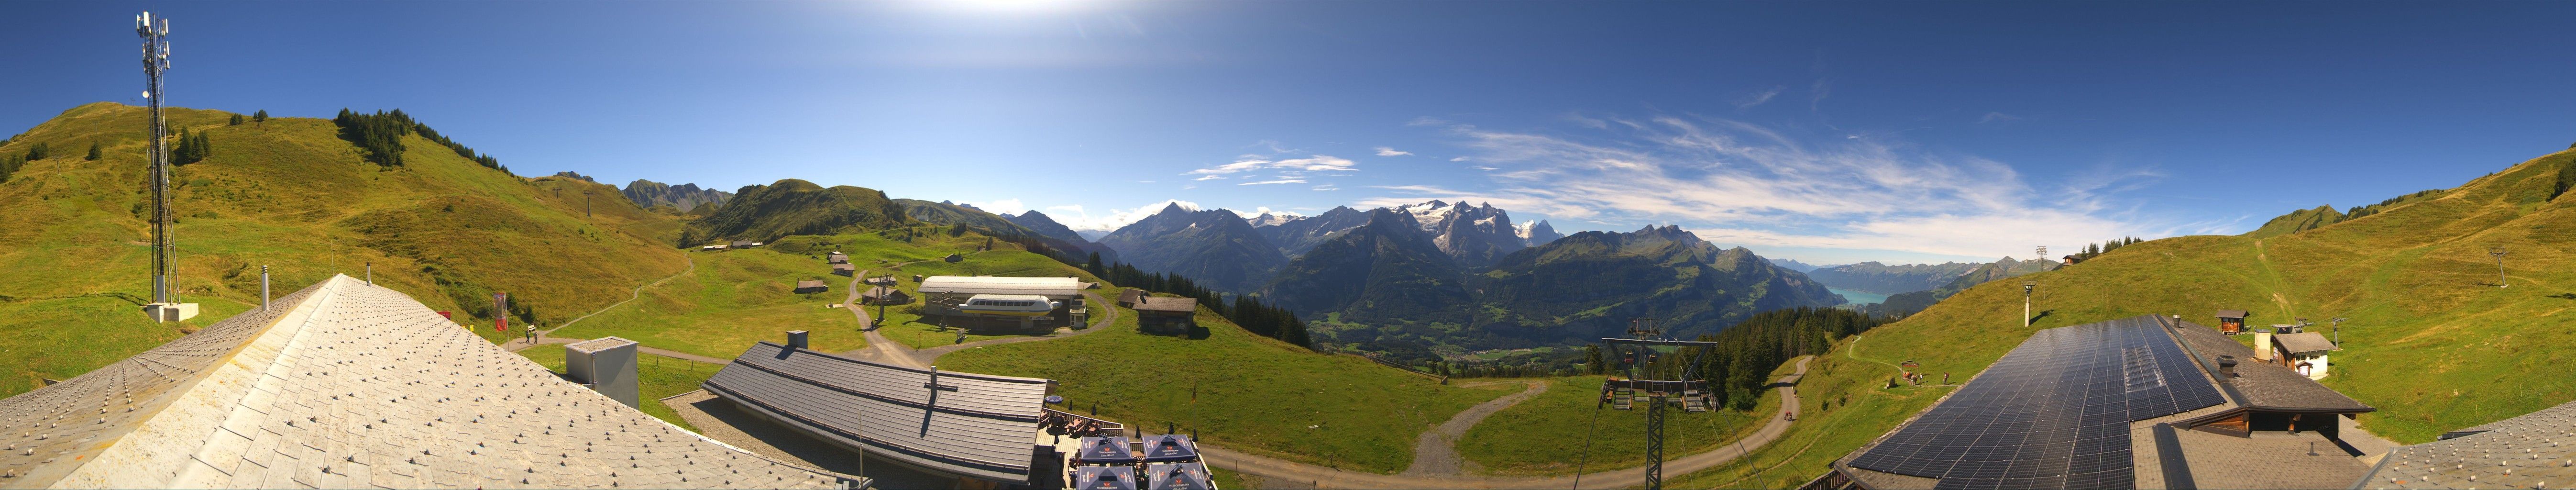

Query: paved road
[840,268,930,369]
[1206,356,1814,489]
[1401,380,1549,477]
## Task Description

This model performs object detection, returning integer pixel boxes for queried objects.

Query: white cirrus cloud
[1374,114,2182,260]
[1735,85,1785,109]
[1185,155,1357,175]
[1375,147,1413,156]
[1238,179,1308,186]
[1193,175,1225,181]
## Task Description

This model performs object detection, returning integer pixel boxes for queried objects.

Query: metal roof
[917,276,1084,299]
[2357,399,2576,489]
[2275,332,2335,354]
[704,342,1052,484]
[0,275,856,489]
[2216,310,2250,319]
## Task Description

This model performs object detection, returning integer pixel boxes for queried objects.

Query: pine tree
[229,114,245,125]
[252,110,267,123]
[24,142,50,161]
[85,142,100,161]
[1085,252,1103,274]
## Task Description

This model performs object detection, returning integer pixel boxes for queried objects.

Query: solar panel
[1847,315,2227,489]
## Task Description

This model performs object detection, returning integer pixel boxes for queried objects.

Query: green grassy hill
[0,102,689,396]
[1689,146,2576,486]
[683,178,910,244]
[2244,204,2350,239]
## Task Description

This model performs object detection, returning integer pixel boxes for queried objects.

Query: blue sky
[7,1,2574,265]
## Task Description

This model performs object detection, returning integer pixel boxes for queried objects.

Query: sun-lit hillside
[0,102,688,396]
[1688,146,2576,486]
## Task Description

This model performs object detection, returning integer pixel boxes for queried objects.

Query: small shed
[1133,296,1197,334]
[2214,309,2250,335]
[831,263,857,276]
[860,286,910,305]
[827,252,849,264]
[944,253,965,263]
[793,280,829,294]
[1115,289,1145,308]
[2062,255,2085,265]
[863,274,897,286]
[2271,332,2336,379]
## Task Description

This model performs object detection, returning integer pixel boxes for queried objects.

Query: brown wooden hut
[793,280,829,294]
[2215,309,2249,335]
[1133,296,1197,335]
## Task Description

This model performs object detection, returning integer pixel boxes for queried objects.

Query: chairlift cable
[1571,392,1605,490]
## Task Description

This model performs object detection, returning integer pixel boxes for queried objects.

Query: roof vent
[787,330,809,350]
[2216,355,2239,378]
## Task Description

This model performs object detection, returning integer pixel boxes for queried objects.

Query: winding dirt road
[1401,380,1550,477]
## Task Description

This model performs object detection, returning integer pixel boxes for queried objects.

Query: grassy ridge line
[0,102,688,397]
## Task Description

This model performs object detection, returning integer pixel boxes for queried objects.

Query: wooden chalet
[2214,309,2249,335]
[826,252,849,264]
[1115,289,1144,308]
[732,240,760,248]
[793,280,829,294]
[2270,332,2335,379]
[860,286,910,305]
[2062,254,2085,265]
[1132,296,1197,335]
[830,263,857,276]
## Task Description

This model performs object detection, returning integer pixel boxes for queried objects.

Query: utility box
[566,336,641,409]
[143,302,199,322]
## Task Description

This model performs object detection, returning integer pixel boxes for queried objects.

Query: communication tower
[137,12,197,322]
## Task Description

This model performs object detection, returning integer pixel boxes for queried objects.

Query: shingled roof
[0,275,857,489]
[2275,331,2336,355]
[1132,296,1197,313]
[703,342,1052,484]
[2169,323,2373,412]
[2357,399,2576,489]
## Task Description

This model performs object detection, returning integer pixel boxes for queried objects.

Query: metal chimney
[787,330,809,350]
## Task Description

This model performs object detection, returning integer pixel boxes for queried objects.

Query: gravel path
[1401,380,1549,477]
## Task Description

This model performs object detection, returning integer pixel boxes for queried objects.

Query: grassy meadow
[1453,376,1772,476]
[0,102,689,396]
[548,247,864,359]
[940,298,1518,474]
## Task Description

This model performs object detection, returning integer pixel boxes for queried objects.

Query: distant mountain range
[1806,261,1982,294]
[1768,258,1833,272]
[622,179,734,212]
[1094,200,1572,294]
[1096,203,1289,292]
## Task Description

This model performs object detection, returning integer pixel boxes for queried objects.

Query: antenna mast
[139,11,174,305]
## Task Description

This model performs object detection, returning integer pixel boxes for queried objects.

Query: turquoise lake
[1827,287,1888,305]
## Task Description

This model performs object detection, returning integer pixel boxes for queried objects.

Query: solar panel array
[1847,315,2227,490]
